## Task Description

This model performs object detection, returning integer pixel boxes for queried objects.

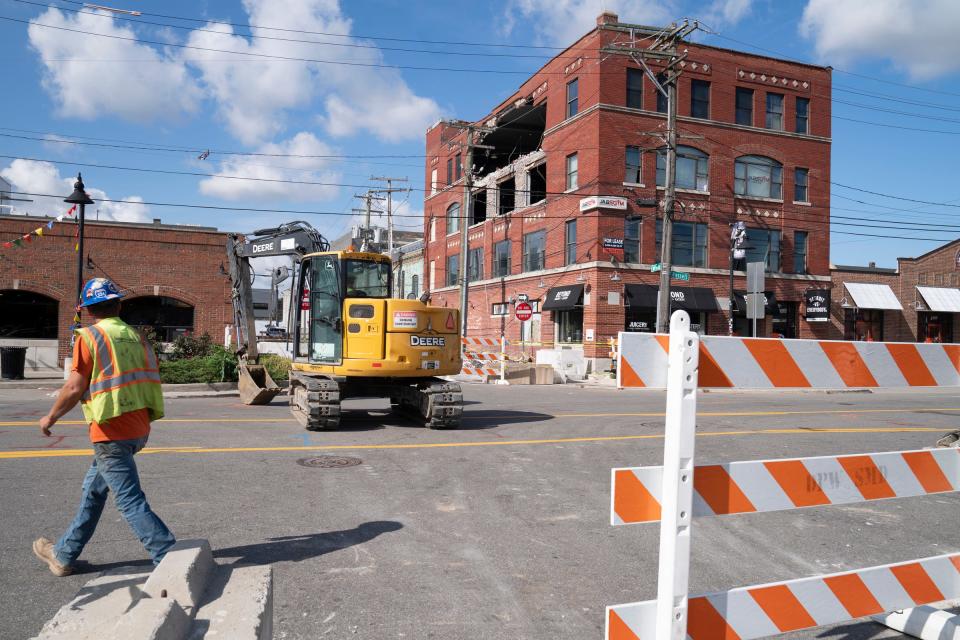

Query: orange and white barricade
[606,311,960,640]
[461,336,508,382]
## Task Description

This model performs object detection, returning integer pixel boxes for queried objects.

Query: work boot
[32,538,72,576]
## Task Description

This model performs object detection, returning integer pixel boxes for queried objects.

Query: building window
[498,176,516,215]
[627,68,643,109]
[410,274,419,298]
[844,308,884,342]
[565,219,577,265]
[566,78,579,118]
[734,227,781,272]
[429,260,435,290]
[794,167,809,202]
[429,216,436,241]
[522,230,546,272]
[655,219,708,268]
[493,239,511,277]
[656,72,667,113]
[565,153,578,190]
[430,169,438,195]
[656,145,709,192]
[625,146,642,184]
[467,247,483,282]
[528,163,546,204]
[624,217,641,263]
[446,158,453,185]
[794,230,808,274]
[765,93,784,130]
[556,308,584,343]
[734,155,783,199]
[735,87,753,126]
[492,302,509,316]
[446,254,459,286]
[446,202,461,234]
[795,97,809,134]
[455,153,462,181]
[690,79,710,119]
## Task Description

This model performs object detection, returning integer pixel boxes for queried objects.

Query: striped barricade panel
[607,553,960,640]
[461,337,507,348]
[612,448,959,525]
[617,333,960,389]
[460,338,507,378]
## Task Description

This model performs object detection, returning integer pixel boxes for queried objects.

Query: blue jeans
[55,436,176,567]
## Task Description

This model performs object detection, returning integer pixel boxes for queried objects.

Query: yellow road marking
[0,427,946,460]
[2,407,959,428]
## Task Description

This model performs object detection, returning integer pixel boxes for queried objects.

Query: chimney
[868,261,876,268]
[597,11,618,26]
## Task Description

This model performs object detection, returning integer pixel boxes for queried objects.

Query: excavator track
[289,373,341,431]
[392,379,462,429]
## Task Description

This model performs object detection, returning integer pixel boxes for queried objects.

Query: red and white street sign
[515,302,533,321]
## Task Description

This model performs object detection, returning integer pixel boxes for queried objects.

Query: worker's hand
[39,414,55,437]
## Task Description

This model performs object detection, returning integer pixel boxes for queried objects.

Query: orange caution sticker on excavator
[446,312,455,330]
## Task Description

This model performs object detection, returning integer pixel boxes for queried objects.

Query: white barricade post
[606,315,960,640]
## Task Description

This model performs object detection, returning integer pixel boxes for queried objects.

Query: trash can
[0,347,27,380]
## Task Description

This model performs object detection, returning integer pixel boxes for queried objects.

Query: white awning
[843,282,903,310]
[917,286,960,312]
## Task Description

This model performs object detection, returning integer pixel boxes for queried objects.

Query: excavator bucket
[238,363,281,405]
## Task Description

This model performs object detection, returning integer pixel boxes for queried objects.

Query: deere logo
[411,336,445,347]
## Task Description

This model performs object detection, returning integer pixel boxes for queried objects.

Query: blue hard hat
[80,278,125,308]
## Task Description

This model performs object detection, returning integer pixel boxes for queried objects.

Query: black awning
[625,284,659,308]
[626,284,718,313]
[734,291,777,315]
[542,284,584,311]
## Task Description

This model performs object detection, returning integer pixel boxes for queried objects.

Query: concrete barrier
[618,332,960,389]
[34,538,274,640]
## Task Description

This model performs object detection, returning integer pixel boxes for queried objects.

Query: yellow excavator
[226,221,463,430]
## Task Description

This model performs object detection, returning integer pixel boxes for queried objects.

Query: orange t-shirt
[73,336,151,443]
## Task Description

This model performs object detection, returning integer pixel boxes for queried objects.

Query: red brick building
[0,214,233,370]
[422,12,833,370]
[831,239,960,343]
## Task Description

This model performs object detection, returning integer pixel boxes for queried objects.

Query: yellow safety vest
[75,317,164,424]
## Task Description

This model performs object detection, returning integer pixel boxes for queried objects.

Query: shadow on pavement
[213,520,404,565]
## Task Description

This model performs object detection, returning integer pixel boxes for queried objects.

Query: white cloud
[0,159,150,222]
[27,7,200,121]
[702,0,754,27]
[800,0,960,80]
[198,131,342,202]
[503,0,674,46]
[186,0,441,145]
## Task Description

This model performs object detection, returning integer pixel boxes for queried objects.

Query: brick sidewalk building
[0,215,233,370]
[422,12,833,371]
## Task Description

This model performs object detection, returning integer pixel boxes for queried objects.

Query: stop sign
[515,302,533,321]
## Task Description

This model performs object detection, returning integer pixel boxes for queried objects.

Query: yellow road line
[0,427,946,460]
[2,407,959,428]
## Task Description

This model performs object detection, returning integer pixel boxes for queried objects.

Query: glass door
[308,255,343,364]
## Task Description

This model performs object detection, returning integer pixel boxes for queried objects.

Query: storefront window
[919,312,954,343]
[625,308,656,332]
[555,308,583,343]
[771,301,797,338]
[844,309,884,342]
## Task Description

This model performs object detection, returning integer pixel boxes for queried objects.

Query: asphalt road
[0,383,958,640]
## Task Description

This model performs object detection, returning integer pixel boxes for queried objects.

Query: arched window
[446,202,460,235]
[735,155,783,199]
[656,145,709,191]
[0,290,58,339]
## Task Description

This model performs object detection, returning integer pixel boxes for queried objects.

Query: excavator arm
[225,221,330,404]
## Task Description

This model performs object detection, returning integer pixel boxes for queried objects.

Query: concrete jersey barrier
[617,332,960,389]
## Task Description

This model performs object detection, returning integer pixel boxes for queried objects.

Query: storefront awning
[917,286,960,313]
[734,291,778,315]
[541,284,584,311]
[843,282,902,310]
[625,284,718,313]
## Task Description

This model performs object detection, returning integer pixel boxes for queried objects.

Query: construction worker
[32,278,175,576]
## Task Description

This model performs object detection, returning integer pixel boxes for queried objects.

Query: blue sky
[1,0,958,267]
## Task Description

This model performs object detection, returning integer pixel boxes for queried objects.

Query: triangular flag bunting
[23,234,31,243]
[75,243,79,252]
[2,242,11,249]
[56,215,64,222]
[36,227,44,236]
[66,205,76,216]
[13,239,22,247]
[47,220,54,229]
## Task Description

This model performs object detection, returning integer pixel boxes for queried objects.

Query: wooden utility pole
[370,176,409,252]
[602,20,699,333]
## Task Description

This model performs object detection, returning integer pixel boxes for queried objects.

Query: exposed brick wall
[0,216,233,364]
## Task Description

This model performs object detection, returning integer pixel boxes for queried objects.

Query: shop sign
[805,289,830,322]
[579,196,628,212]
[627,320,649,331]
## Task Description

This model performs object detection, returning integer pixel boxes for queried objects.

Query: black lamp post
[65,173,94,323]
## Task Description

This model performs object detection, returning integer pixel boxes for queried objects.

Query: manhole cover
[296,455,362,469]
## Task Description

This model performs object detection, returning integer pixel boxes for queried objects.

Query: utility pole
[370,176,409,253]
[351,191,385,252]
[441,120,494,338]
[602,20,699,334]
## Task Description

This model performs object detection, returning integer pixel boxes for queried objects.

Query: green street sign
[672,271,690,282]
[651,263,661,272]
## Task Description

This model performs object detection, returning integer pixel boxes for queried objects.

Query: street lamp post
[65,173,94,325]
[729,222,746,336]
